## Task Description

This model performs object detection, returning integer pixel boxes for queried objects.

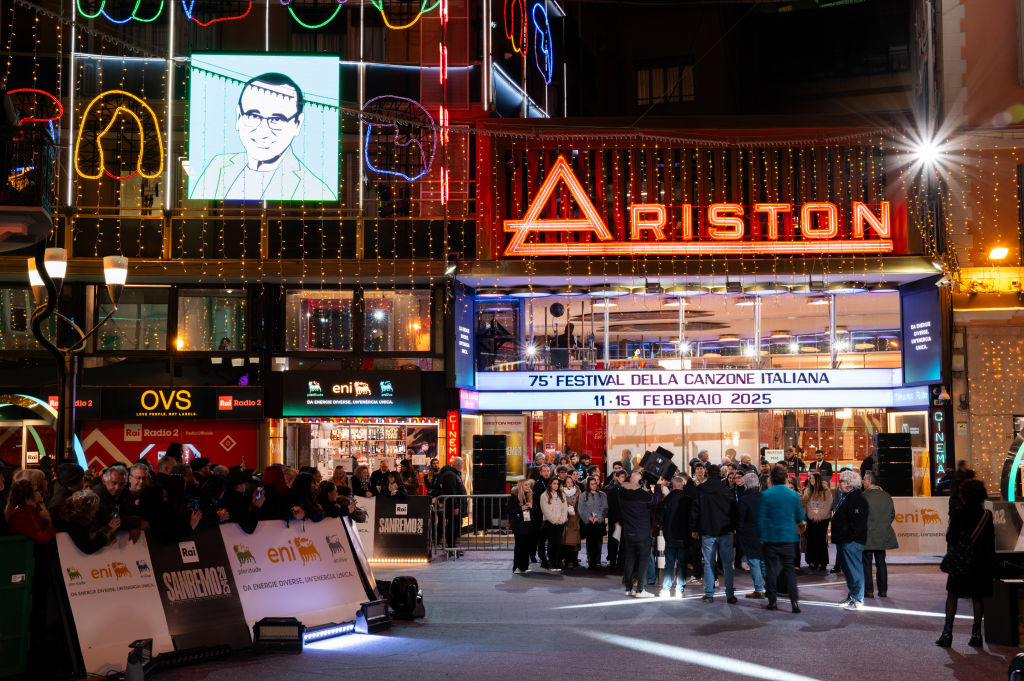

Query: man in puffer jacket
[690,465,739,604]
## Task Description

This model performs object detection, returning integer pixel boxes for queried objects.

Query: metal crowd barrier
[433,494,513,558]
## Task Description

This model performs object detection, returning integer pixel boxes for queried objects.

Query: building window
[285,290,354,352]
[364,290,431,352]
[636,64,694,105]
[176,289,247,351]
[97,287,168,351]
[0,287,40,350]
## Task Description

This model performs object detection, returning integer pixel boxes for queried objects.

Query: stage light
[990,246,1009,260]
[252,617,305,653]
[302,621,355,643]
[663,285,709,297]
[355,599,393,633]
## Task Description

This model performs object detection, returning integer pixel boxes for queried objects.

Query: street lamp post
[28,244,127,466]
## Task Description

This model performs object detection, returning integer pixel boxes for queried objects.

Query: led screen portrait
[187,54,339,202]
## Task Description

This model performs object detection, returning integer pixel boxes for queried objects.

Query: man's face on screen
[236,81,302,165]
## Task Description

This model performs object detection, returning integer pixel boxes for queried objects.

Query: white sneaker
[634,590,655,599]
[839,597,853,607]
[843,599,864,611]
[550,568,561,573]
[687,577,700,584]
[625,589,636,597]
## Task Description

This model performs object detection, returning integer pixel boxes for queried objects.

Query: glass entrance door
[0,420,54,468]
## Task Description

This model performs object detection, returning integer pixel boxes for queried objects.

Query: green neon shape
[77,0,164,24]
[26,424,47,461]
[1009,438,1024,502]
[287,4,344,29]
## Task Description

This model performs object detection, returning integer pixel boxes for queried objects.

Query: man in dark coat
[737,471,766,599]
[48,463,85,511]
[617,471,664,598]
[832,469,870,610]
[660,474,691,597]
[604,469,626,570]
[690,464,739,604]
[438,457,468,556]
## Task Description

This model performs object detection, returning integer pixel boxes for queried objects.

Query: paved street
[159,552,1013,681]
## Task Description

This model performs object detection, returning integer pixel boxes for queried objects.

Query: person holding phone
[221,469,262,534]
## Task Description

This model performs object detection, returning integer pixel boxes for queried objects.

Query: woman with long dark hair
[577,476,608,571]
[801,471,833,572]
[936,479,995,648]
[539,477,568,571]
[290,472,324,522]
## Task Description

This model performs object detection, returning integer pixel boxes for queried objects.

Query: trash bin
[0,535,34,676]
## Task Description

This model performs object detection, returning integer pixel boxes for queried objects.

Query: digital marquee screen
[187,53,339,202]
[900,278,943,386]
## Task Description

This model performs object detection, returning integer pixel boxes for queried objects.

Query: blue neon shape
[362,95,437,182]
[531,2,553,85]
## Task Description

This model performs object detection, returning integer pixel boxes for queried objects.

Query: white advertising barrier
[890,497,949,556]
[56,533,173,676]
[220,518,367,629]
[353,501,376,559]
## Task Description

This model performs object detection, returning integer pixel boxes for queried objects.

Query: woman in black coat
[936,479,995,648]
[508,479,535,574]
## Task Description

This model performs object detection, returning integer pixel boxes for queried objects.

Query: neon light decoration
[76,0,163,24]
[531,2,553,84]
[504,0,527,54]
[370,0,440,30]
[181,0,252,25]
[503,155,895,257]
[74,90,164,181]
[8,88,63,139]
[1008,438,1024,502]
[362,95,437,182]
[281,0,346,29]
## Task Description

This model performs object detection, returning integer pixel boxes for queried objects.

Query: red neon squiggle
[504,0,527,55]
[8,88,64,125]
[104,168,139,181]
[184,0,252,26]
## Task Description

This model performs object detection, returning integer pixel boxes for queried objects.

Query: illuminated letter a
[504,155,614,256]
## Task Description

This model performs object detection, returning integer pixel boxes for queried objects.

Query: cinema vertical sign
[503,155,899,257]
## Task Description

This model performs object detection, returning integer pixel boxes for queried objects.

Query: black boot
[935,626,953,648]
[968,624,983,648]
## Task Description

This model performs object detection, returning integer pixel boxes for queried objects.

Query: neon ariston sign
[503,155,898,257]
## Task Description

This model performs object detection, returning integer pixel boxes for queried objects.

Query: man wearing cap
[190,457,212,484]
[48,463,86,511]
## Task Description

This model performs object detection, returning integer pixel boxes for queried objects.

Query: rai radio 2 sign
[503,155,901,257]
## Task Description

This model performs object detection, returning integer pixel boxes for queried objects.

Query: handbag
[940,510,990,576]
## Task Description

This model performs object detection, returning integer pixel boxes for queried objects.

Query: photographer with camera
[616,470,666,598]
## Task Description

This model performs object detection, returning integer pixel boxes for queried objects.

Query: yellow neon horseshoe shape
[74,90,164,180]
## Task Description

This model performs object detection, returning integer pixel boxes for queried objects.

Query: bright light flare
[990,246,1009,260]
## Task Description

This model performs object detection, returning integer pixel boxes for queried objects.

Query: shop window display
[364,290,431,352]
[96,287,168,352]
[285,290,354,352]
[0,287,41,350]
[176,289,247,351]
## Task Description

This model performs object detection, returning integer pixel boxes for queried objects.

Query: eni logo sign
[504,155,894,257]
[140,389,192,412]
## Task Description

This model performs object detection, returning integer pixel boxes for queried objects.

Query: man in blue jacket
[758,465,806,613]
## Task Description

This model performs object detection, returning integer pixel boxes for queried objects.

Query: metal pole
[603,301,609,364]
[753,297,761,369]
[829,294,837,368]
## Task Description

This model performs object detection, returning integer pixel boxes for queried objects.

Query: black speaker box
[873,432,911,448]
[473,435,506,451]
[875,447,912,465]
[638,447,678,483]
[877,462,913,496]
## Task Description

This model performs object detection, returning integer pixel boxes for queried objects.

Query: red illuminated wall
[81,421,259,471]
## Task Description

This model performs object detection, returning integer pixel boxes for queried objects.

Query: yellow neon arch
[74,90,164,180]
[371,0,440,30]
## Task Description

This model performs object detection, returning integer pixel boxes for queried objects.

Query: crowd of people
[508,447,994,643]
